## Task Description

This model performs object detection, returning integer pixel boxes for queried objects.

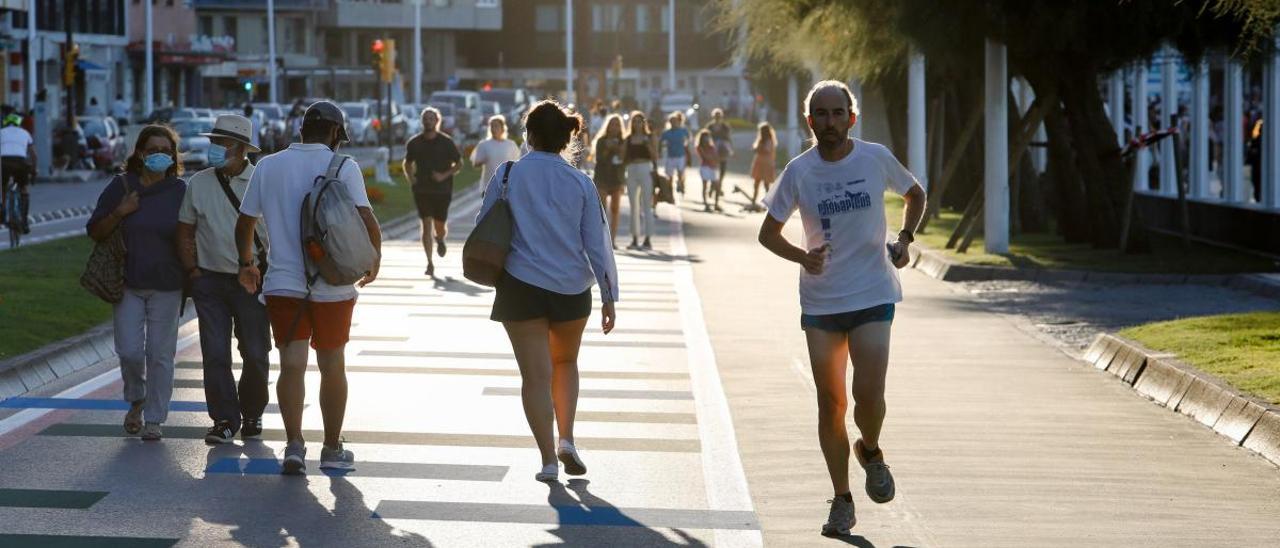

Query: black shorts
[413,192,452,220]
[490,273,591,323]
[1,157,31,188]
[801,303,895,332]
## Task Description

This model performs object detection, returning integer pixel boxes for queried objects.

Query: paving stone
[1132,357,1189,406]
[1213,398,1268,445]
[1241,409,1280,466]
[1174,377,1235,428]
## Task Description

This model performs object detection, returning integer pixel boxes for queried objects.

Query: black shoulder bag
[214,168,268,274]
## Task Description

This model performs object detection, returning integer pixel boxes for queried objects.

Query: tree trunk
[1041,101,1093,243]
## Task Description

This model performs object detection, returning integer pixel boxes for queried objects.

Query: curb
[907,245,1280,299]
[0,310,199,401]
[1083,334,1280,467]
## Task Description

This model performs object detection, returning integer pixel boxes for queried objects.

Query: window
[660,5,670,33]
[476,0,498,7]
[635,4,648,33]
[225,16,239,50]
[199,16,213,37]
[535,4,561,32]
[592,4,622,32]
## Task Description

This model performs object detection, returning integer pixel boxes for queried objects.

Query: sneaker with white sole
[856,439,896,503]
[319,442,355,470]
[204,421,236,445]
[140,423,163,441]
[281,441,306,475]
[241,418,263,440]
[534,463,559,482]
[557,440,587,476]
[821,496,856,537]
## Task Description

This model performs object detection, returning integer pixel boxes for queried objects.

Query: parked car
[140,107,200,124]
[340,102,376,145]
[195,108,216,118]
[364,100,409,142]
[403,104,422,136]
[79,116,128,172]
[480,88,532,130]
[428,91,483,138]
[173,118,215,171]
[427,102,459,136]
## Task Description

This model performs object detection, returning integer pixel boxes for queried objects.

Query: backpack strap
[499,160,514,200]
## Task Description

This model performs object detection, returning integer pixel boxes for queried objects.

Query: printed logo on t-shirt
[817,189,872,217]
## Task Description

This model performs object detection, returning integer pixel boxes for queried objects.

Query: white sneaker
[534,463,558,482]
[557,440,587,476]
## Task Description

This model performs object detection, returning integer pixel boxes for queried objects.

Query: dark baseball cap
[303,100,349,142]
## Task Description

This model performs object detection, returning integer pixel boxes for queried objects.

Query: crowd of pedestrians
[80,81,926,535]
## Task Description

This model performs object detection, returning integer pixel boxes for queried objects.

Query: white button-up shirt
[477,151,620,302]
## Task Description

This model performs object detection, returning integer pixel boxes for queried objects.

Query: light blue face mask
[144,152,174,173]
[207,143,227,168]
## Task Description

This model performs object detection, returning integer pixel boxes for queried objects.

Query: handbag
[462,161,515,286]
[79,176,132,304]
[214,168,268,274]
[651,163,674,204]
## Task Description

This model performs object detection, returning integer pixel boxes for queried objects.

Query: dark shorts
[801,303,895,332]
[414,192,452,221]
[265,296,356,350]
[491,273,591,323]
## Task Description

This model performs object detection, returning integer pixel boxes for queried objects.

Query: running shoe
[320,442,355,470]
[821,496,856,537]
[856,439,896,503]
[627,240,640,250]
[425,263,435,278]
[281,441,307,475]
[641,237,652,250]
[534,463,559,482]
[436,237,447,257]
[557,440,587,476]
[241,417,263,440]
[140,423,163,441]
[204,421,236,445]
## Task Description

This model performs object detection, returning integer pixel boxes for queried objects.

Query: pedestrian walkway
[686,171,1280,547]
[0,181,761,546]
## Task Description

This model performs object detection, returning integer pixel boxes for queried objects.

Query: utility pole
[268,0,277,104]
[64,1,74,128]
[667,0,675,93]
[565,0,574,104]
[414,0,423,106]
[25,0,35,110]
[145,0,153,114]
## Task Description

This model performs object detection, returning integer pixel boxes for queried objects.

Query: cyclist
[1,113,36,234]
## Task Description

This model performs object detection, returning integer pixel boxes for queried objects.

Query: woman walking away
[749,122,777,212]
[87,125,188,441]
[622,111,659,250]
[479,100,620,482]
[696,129,722,212]
[592,114,626,248]
[470,115,522,195]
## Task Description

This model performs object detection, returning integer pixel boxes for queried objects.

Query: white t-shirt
[239,143,371,302]
[0,126,33,157]
[470,138,522,193]
[763,139,918,315]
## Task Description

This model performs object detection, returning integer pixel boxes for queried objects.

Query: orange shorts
[265,296,356,350]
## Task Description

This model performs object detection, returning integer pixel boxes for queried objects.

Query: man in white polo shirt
[176,114,270,445]
[235,101,382,475]
[759,80,926,537]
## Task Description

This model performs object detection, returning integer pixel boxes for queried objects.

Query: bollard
[375,146,393,185]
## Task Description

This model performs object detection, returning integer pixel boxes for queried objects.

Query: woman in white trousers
[622,111,658,250]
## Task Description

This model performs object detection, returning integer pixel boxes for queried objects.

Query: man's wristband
[238,259,255,268]
[897,230,915,244]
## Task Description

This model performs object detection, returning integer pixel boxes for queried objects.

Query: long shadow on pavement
[536,479,707,547]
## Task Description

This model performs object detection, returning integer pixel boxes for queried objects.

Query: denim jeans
[191,271,271,429]
[626,162,654,241]
[113,287,182,424]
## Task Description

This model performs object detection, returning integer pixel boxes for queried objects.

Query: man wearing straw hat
[176,114,272,445]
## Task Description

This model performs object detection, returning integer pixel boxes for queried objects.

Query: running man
[403,107,462,278]
[706,108,734,190]
[758,80,926,537]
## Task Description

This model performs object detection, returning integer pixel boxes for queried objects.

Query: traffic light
[63,43,79,87]
[380,39,397,84]
[371,39,385,82]
[243,80,253,93]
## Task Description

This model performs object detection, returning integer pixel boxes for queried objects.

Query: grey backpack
[300,154,377,287]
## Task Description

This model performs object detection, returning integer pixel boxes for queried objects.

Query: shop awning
[76,59,108,71]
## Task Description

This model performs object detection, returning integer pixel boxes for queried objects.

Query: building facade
[10,0,129,119]
[128,0,233,113]
[457,0,747,113]
[193,0,325,107]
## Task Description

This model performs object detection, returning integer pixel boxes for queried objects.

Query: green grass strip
[1119,312,1280,404]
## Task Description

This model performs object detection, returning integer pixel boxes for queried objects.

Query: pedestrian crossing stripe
[0,535,178,548]
[38,424,702,452]
[0,397,293,413]
[483,387,694,400]
[0,488,108,509]
[372,499,760,530]
[205,458,508,481]
[173,361,689,381]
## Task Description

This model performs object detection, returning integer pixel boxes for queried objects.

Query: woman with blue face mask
[87,124,188,441]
